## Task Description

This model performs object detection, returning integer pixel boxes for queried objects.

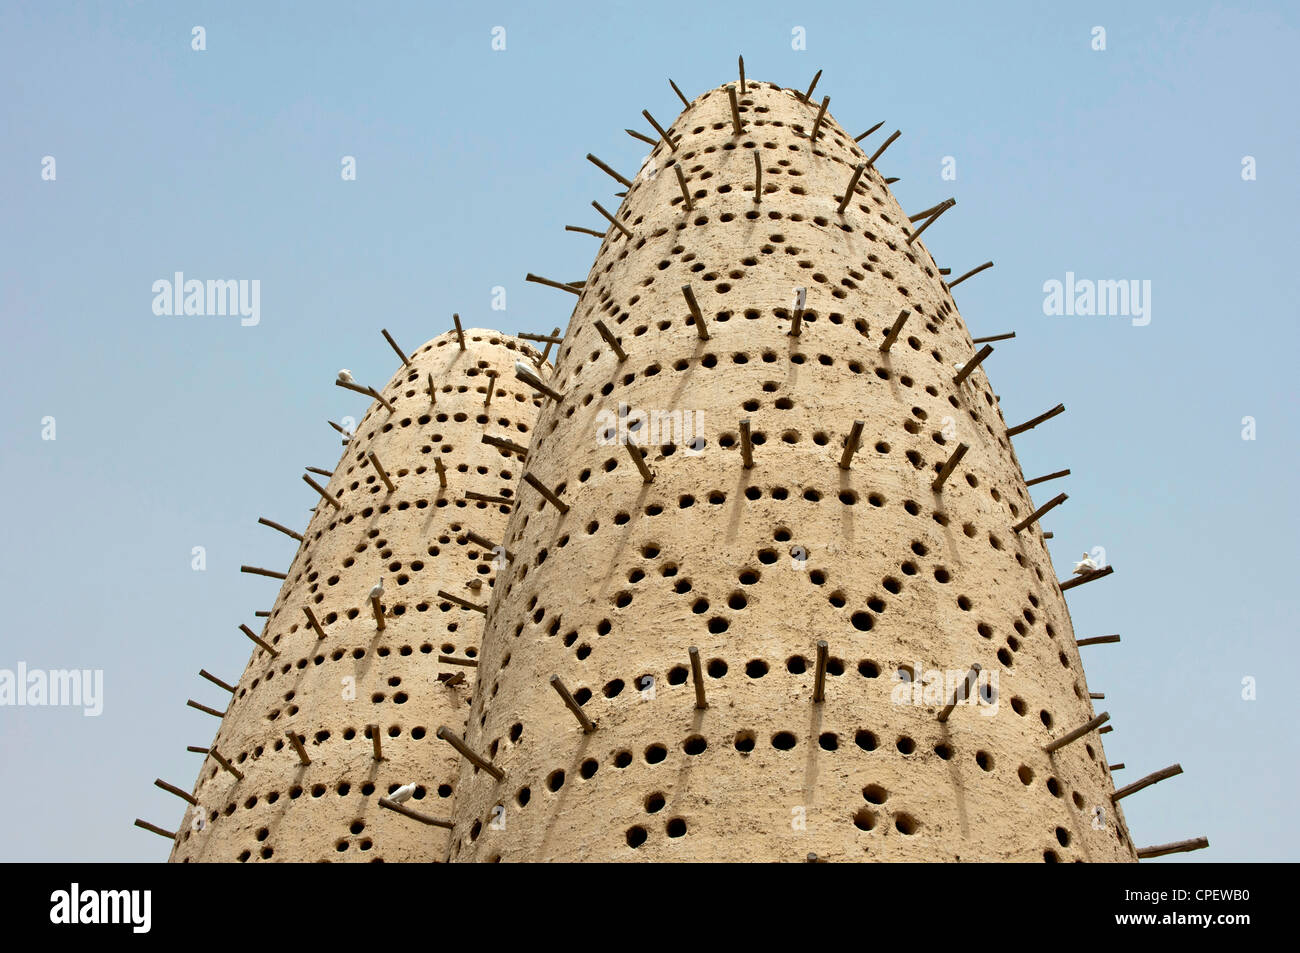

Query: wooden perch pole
[674,165,694,211]
[682,284,709,340]
[239,623,279,657]
[1012,492,1068,533]
[953,345,993,386]
[186,699,225,719]
[302,473,341,510]
[669,78,690,108]
[134,819,176,840]
[369,724,383,761]
[367,452,397,493]
[971,331,1015,344]
[689,646,708,710]
[199,669,236,694]
[1008,403,1065,437]
[753,151,762,202]
[1060,566,1115,591]
[1136,837,1208,859]
[809,96,829,142]
[879,309,910,352]
[726,85,743,135]
[379,798,454,828]
[154,779,197,806]
[525,273,582,296]
[437,589,487,613]
[210,748,244,781]
[1077,634,1121,647]
[436,726,504,781]
[286,731,311,765]
[837,163,866,214]
[523,472,569,514]
[1113,764,1185,802]
[641,110,677,151]
[948,261,994,288]
[1043,711,1110,753]
[514,362,564,402]
[482,433,529,457]
[625,442,654,483]
[1025,468,1070,487]
[593,319,627,361]
[381,328,411,367]
[854,120,885,142]
[906,198,955,246]
[592,200,633,238]
[566,224,605,237]
[865,130,901,168]
[931,443,970,491]
[625,127,657,147]
[801,69,822,104]
[739,419,754,470]
[370,595,385,630]
[550,675,596,733]
[813,640,829,703]
[241,565,286,580]
[257,517,302,542]
[937,664,982,723]
[838,420,865,470]
[465,530,514,562]
[587,153,633,188]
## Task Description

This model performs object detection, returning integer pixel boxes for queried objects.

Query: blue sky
[1,1,1296,861]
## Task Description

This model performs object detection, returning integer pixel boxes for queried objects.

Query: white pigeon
[1072,552,1099,575]
[792,286,807,309]
[337,369,355,385]
[369,580,384,600]
[953,361,966,374]
[390,783,416,804]
[514,360,535,379]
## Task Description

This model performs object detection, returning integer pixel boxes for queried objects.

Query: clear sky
[1,1,1295,862]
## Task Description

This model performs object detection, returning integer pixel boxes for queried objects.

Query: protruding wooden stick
[674,165,694,211]
[1109,763,1125,771]
[258,517,302,542]
[592,200,633,238]
[1043,711,1110,753]
[625,127,657,147]
[482,433,529,457]
[839,420,864,470]
[566,224,606,237]
[884,176,900,184]
[969,332,1014,345]
[837,163,866,214]
[726,85,743,135]
[441,671,466,688]
[587,153,633,188]
[239,623,279,657]
[879,308,910,352]
[241,564,287,580]
[753,151,762,202]
[187,699,225,719]
[1113,764,1184,802]
[523,472,569,514]
[199,669,235,693]
[738,55,746,93]
[439,654,479,667]
[641,110,677,151]
[593,319,627,361]
[381,328,411,367]
[790,286,806,337]
[1059,566,1114,591]
[550,675,596,733]
[305,466,333,478]
[465,530,514,562]
[371,595,385,630]
[1099,725,1113,734]
[1025,468,1070,487]
[739,419,754,470]
[865,130,901,168]
[210,748,244,781]
[854,120,885,142]
[953,344,993,386]
[379,797,454,828]
[451,312,466,350]
[689,646,708,710]
[1090,692,1105,699]
[801,69,822,103]
[464,490,514,506]
[809,95,829,142]
[518,331,564,345]
[937,663,982,723]
[1012,492,1068,533]
[437,589,487,613]
[538,324,561,366]
[669,77,690,108]
[425,373,438,403]
[328,419,352,438]
[908,200,950,222]
[367,451,397,493]
[286,730,311,765]
[625,442,654,483]
[434,456,448,489]
[1137,837,1208,859]
[436,726,504,780]
[1077,634,1121,647]
[369,724,384,761]
[1008,403,1065,437]
[134,819,177,840]
[483,370,498,411]
[906,198,955,246]
[254,610,270,618]
[813,640,829,703]
[335,378,396,412]
[525,273,582,297]
[186,745,209,754]
[514,362,564,401]
[948,261,994,288]
[931,443,970,491]
[682,284,709,340]
[155,778,198,806]
[302,473,342,510]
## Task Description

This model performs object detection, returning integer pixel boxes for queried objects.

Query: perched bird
[465,578,484,591]
[369,580,384,600]
[953,361,966,374]
[514,360,536,380]
[390,783,416,804]
[337,369,355,385]
[1073,553,1099,575]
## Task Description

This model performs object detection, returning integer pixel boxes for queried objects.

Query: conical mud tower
[445,78,1154,862]
[159,328,549,862]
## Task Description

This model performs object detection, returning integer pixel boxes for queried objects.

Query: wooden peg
[931,443,970,491]
[439,654,479,667]
[624,441,655,483]
[186,699,225,718]
[425,373,438,403]
[837,163,866,214]
[483,370,498,411]
[239,623,279,657]
[550,675,596,733]
[884,176,900,185]
[452,313,466,350]
[1137,837,1208,859]
[953,344,993,386]
[593,319,627,361]
[437,589,487,613]
[809,95,829,142]
[378,797,454,828]
[790,287,806,337]
[381,328,411,367]
[518,331,564,345]
[587,153,633,188]
[434,456,448,489]
[302,473,342,510]
[801,69,822,104]
[1109,763,1125,771]
[1099,725,1113,734]
[1007,403,1065,437]
[865,130,901,168]
[367,451,397,493]
[464,490,514,507]
[971,331,1015,344]
[210,748,245,781]
[371,595,385,630]
[1090,692,1105,699]
[335,378,395,412]
[328,419,352,438]
[1025,468,1070,487]
[1012,492,1068,533]
[523,472,569,514]
[481,433,530,457]
[839,420,864,470]
[514,362,564,401]
[739,418,754,470]
[906,198,955,246]
[669,78,690,108]
[592,200,633,238]
[134,819,177,840]
[937,664,982,723]
[199,669,235,693]
[738,55,746,93]
[753,151,762,202]
[939,268,952,275]
[674,165,694,211]
[1043,711,1110,753]
[186,745,209,754]
[241,564,287,580]
[854,120,885,142]
[436,726,504,781]
[689,646,708,710]
[286,731,311,765]
[440,671,466,688]
[1059,566,1114,591]
[255,610,270,618]
[465,530,514,562]
[726,85,743,136]
[641,110,677,151]
[908,200,951,222]
[368,724,384,761]
[257,517,302,542]
[566,224,606,237]
[625,127,657,147]
[1113,764,1184,802]
[879,308,910,352]
[525,272,582,297]
[681,284,709,340]
[305,466,333,478]
[813,640,829,703]
[948,261,994,288]
[154,778,198,806]
[1076,634,1121,647]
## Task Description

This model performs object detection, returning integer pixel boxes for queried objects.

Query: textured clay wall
[448,81,1136,861]
[169,328,548,862]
